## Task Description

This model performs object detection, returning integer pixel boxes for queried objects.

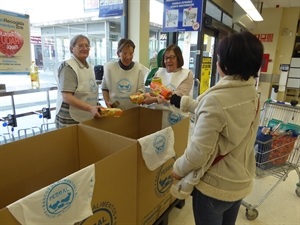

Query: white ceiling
[261,0,300,8]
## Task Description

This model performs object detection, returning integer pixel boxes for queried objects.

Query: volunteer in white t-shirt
[101,38,148,110]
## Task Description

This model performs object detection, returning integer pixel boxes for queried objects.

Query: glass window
[222,13,232,28]
[87,22,105,32]
[54,25,68,34]
[206,1,222,21]
[69,24,86,34]
[177,31,199,76]
[41,27,54,35]
[149,0,165,66]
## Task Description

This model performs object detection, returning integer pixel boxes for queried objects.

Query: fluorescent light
[235,0,263,21]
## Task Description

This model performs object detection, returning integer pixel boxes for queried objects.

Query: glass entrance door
[177,31,198,75]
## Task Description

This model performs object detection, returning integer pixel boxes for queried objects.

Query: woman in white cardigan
[170,31,264,225]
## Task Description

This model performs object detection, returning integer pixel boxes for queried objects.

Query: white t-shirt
[101,61,148,110]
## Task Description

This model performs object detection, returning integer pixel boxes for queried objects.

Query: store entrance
[200,28,216,95]
[169,27,229,98]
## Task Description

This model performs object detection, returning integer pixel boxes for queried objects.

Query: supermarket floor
[168,169,300,225]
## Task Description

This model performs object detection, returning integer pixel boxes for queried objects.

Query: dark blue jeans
[192,188,242,225]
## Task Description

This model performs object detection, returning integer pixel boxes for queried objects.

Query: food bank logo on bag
[78,201,117,225]
[153,135,166,154]
[168,112,182,125]
[43,179,77,218]
[154,158,175,197]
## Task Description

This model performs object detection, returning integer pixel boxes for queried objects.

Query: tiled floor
[168,168,300,225]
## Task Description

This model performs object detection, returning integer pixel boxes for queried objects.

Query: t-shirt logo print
[117,79,131,93]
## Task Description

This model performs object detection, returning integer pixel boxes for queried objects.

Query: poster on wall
[200,57,211,94]
[0,9,31,74]
[99,0,123,18]
[162,0,203,32]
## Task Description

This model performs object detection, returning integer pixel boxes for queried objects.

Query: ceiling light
[235,0,263,21]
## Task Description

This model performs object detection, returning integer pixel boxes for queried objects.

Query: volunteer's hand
[104,101,112,108]
[171,170,183,180]
[89,106,103,118]
[157,95,169,104]
[142,93,157,105]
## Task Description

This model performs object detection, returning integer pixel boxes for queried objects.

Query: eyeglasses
[164,55,176,61]
[120,51,134,58]
[75,44,91,50]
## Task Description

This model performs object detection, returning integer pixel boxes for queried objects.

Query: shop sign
[31,36,41,44]
[255,33,273,42]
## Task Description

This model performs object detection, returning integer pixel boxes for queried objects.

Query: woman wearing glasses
[101,38,148,110]
[55,34,101,128]
[142,44,194,127]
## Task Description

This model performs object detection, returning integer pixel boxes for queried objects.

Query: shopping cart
[183,10,197,25]
[166,11,178,26]
[242,101,300,220]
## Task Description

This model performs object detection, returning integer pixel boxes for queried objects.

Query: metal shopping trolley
[242,101,300,220]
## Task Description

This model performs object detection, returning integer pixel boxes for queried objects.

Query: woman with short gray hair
[55,34,101,128]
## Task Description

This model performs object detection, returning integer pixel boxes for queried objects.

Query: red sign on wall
[255,33,274,42]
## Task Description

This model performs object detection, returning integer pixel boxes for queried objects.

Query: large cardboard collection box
[0,124,137,225]
[83,107,190,225]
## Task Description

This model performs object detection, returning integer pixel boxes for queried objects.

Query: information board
[99,0,124,18]
[162,0,203,32]
[0,9,31,74]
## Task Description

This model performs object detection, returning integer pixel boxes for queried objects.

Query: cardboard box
[0,124,137,225]
[83,107,190,224]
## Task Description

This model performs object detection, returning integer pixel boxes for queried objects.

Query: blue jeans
[192,188,242,225]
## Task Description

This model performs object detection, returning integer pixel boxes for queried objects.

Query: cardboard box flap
[88,144,137,225]
[0,126,79,208]
[1,124,138,225]
[82,107,163,139]
[138,107,163,137]
[77,124,137,168]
